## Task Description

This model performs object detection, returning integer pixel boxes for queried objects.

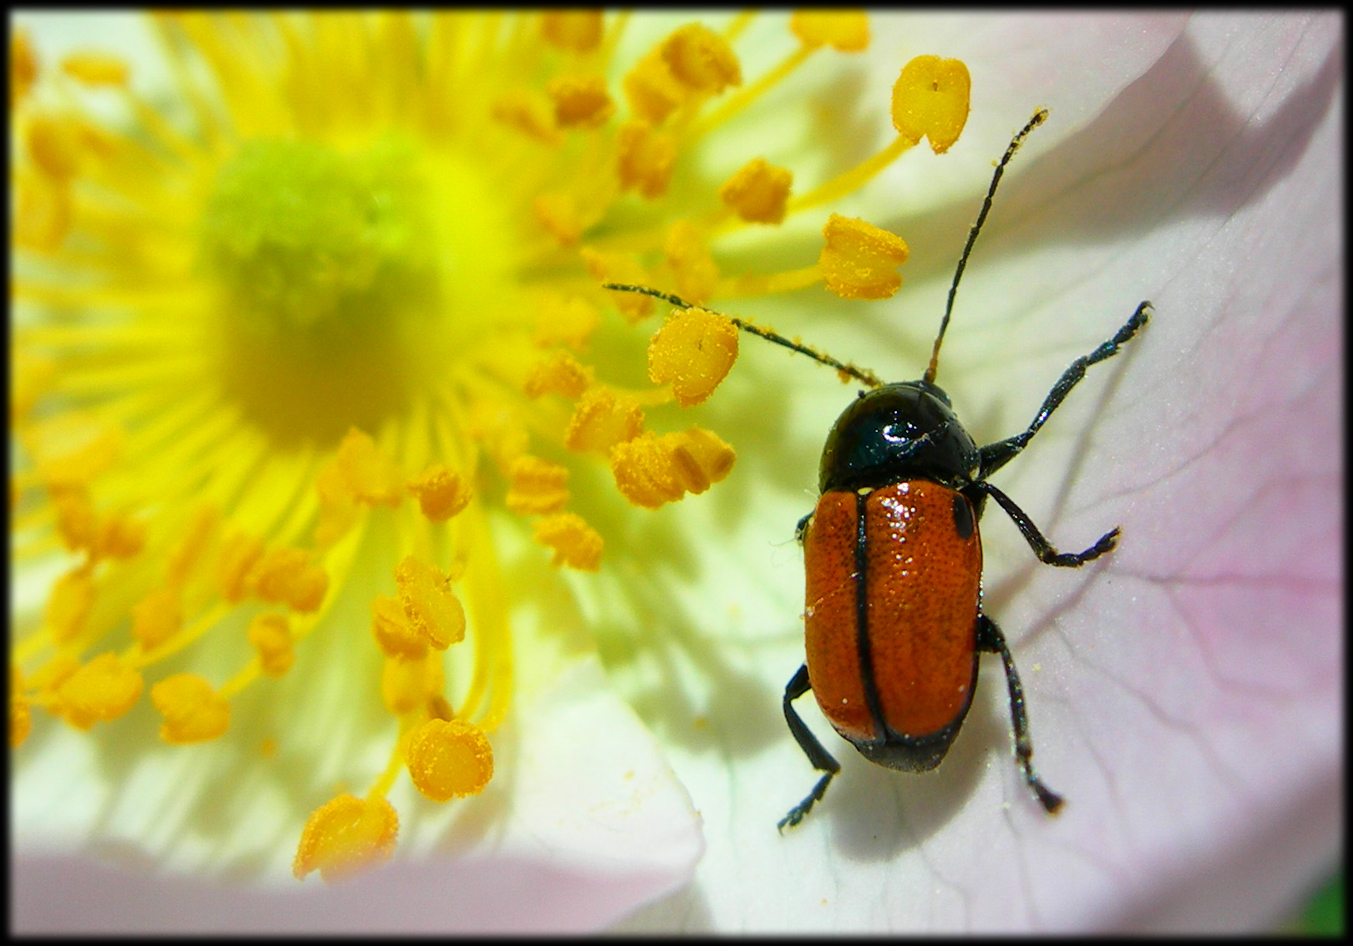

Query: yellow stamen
[380,653,443,715]
[719,157,793,224]
[371,595,429,661]
[405,717,494,802]
[818,213,910,299]
[533,513,605,570]
[150,673,231,743]
[394,555,466,651]
[540,11,604,52]
[332,428,405,508]
[53,652,144,730]
[609,427,735,509]
[524,350,595,399]
[247,612,296,677]
[547,74,615,128]
[789,11,870,51]
[616,119,677,199]
[534,296,600,349]
[505,456,571,515]
[664,221,719,303]
[11,667,31,748]
[669,427,736,495]
[407,465,471,522]
[293,793,399,882]
[132,587,183,652]
[61,52,130,87]
[45,565,96,645]
[647,306,739,407]
[661,24,741,95]
[623,47,685,125]
[564,386,644,453]
[11,30,37,106]
[891,55,971,154]
[533,192,585,246]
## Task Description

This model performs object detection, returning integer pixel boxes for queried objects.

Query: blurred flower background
[11,10,1342,933]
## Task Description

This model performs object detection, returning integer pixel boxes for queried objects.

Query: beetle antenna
[924,108,1049,386]
[602,283,884,388]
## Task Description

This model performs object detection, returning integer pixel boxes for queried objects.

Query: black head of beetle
[818,380,981,494]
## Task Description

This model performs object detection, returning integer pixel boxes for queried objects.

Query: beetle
[605,107,1150,830]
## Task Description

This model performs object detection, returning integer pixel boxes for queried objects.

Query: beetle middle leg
[966,480,1118,567]
[978,301,1151,478]
[976,614,1064,814]
[779,663,841,832]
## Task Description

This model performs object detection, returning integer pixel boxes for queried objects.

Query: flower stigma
[10,12,971,883]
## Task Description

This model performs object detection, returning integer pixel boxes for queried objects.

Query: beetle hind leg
[779,664,841,832]
[976,614,1065,814]
[968,480,1120,568]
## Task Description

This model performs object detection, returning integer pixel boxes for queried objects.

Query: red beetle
[607,108,1150,829]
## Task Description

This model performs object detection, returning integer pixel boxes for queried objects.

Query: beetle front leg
[976,614,1064,814]
[778,663,841,832]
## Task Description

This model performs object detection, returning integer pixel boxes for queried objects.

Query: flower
[13,10,1341,933]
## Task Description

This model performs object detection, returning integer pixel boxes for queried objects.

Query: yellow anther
[891,55,970,154]
[533,512,604,571]
[12,30,37,106]
[524,350,594,399]
[334,428,404,508]
[648,306,739,407]
[505,455,570,515]
[584,249,656,323]
[790,11,870,51]
[220,532,266,602]
[661,24,741,94]
[819,213,910,300]
[534,295,600,349]
[25,114,83,181]
[293,793,399,883]
[616,119,677,199]
[248,612,295,676]
[61,52,130,86]
[96,511,146,560]
[14,168,71,251]
[314,463,359,548]
[51,486,97,553]
[132,587,182,651]
[405,718,494,802]
[165,505,220,590]
[664,220,719,303]
[407,465,471,522]
[720,157,793,224]
[623,48,685,125]
[533,192,584,246]
[541,11,604,52]
[370,594,428,661]
[11,667,31,748]
[54,652,143,730]
[46,565,95,645]
[547,74,614,128]
[564,385,644,453]
[151,673,230,744]
[668,426,736,495]
[380,654,443,715]
[394,555,466,651]
[250,546,328,613]
[25,412,121,488]
[491,89,560,144]
[610,432,682,509]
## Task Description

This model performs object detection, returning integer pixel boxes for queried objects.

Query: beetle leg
[778,663,841,832]
[967,480,1119,567]
[978,301,1151,478]
[976,614,1064,814]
